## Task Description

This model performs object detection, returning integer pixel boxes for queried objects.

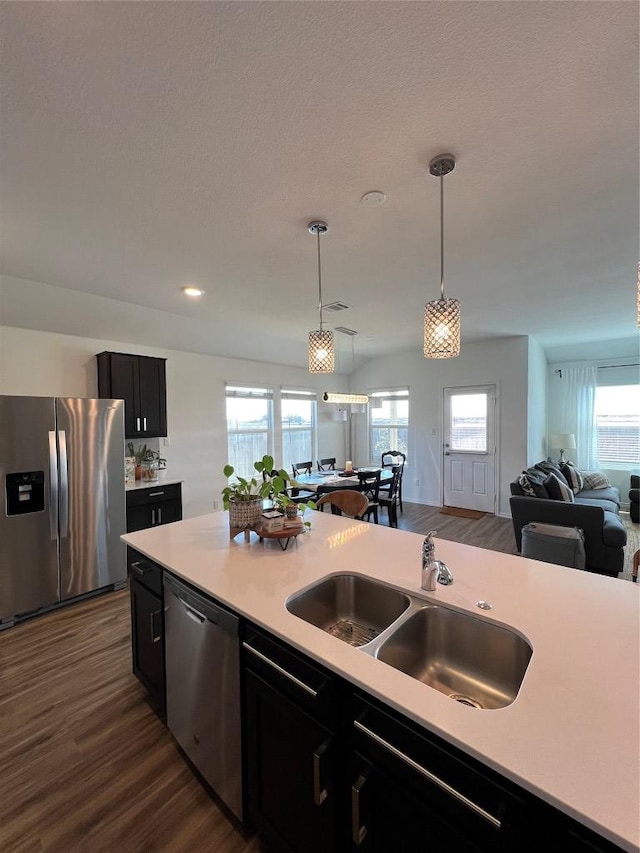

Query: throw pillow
[581,471,611,490]
[518,469,550,498]
[535,461,570,487]
[560,462,584,494]
[544,472,575,503]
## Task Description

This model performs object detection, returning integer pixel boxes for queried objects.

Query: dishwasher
[163,573,243,820]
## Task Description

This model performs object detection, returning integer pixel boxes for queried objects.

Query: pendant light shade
[307,220,335,374]
[424,154,461,359]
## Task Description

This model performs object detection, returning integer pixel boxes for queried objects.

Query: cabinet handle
[353,720,501,829]
[151,509,156,525]
[130,560,150,576]
[242,642,318,697]
[148,491,165,497]
[157,507,162,524]
[136,417,141,432]
[313,740,330,806]
[351,774,368,846]
[143,417,147,431]
[150,610,162,643]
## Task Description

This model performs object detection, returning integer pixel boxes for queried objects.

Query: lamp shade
[424,298,461,358]
[308,330,335,373]
[550,434,576,450]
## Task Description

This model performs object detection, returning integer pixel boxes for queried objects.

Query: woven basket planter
[228,497,263,531]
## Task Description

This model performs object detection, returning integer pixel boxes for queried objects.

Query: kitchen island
[122,510,639,852]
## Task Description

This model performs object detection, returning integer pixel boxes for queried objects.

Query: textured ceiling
[1,1,638,370]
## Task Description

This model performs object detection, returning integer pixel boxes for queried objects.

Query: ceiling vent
[335,326,358,336]
[322,301,350,312]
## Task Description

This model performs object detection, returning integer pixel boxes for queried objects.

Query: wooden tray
[252,522,304,550]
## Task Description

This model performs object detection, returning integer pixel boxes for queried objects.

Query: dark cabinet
[243,626,340,853]
[97,351,167,438]
[128,548,165,715]
[347,694,522,852]
[126,483,182,533]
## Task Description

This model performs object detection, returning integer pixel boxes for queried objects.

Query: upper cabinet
[97,352,167,438]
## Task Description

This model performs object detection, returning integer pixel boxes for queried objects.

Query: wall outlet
[414,478,420,486]
[162,436,171,446]
[212,499,220,511]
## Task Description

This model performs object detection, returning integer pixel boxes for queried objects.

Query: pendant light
[307,220,335,373]
[424,154,461,359]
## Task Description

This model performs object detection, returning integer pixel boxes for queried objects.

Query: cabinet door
[245,669,336,853]
[347,755,483,853]
[103,352,140,437]
[130,577,165,713]
[154,498,181,526]
[137,356,167,437]
[126,504,153,533]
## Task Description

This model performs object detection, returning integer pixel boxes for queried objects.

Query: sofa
[509,461,626,578]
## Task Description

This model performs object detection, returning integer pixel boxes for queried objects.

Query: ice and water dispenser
[5,471,45,515]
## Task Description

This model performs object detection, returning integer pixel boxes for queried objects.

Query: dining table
[292,467,393,493]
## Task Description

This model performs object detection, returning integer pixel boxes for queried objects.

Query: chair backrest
[356,469,381,502]
[315,489,369,519]
[292,461,313,477]
[381,450,406,470]
[317,457,336,471]
[381,465,402,503]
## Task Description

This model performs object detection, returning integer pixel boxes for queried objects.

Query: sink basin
[286,574,411,647]
[376,605,532,709]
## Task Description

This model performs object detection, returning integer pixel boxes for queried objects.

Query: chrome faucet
[421,530,453,590]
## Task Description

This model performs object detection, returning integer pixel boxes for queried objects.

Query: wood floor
[0,504,633,851]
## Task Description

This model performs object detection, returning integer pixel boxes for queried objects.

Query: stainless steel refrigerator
[1,396,126,627]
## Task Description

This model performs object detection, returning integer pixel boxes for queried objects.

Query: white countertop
[125,477,183,492]
[122,510,640,851]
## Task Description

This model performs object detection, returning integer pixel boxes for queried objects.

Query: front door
[443,386,496,513]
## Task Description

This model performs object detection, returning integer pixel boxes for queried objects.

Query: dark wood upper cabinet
[97,351,167,438]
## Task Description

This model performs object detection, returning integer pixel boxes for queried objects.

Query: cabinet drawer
[126,483,181,508]
[351,693,524,849]
[244,625,339,729]
[127,547,163,595]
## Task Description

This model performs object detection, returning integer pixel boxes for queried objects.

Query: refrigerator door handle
[58,429,69,538]
[48,431,59,540]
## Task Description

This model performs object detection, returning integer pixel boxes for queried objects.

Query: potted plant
[271,490,317,529]
[127,443,167,480]
[222,455,291,531]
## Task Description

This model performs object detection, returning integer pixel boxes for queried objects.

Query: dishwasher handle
[163,573,239,635]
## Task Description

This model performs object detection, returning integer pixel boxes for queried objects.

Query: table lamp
[550,434,576,464]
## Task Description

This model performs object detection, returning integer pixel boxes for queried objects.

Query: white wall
[0,326,350,519]
[527,337,547,465]
[349,337,530,517]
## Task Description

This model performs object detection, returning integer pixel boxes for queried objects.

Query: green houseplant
[222,455,316,530]
[127,443,167,480]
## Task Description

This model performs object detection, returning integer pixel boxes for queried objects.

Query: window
[449,393,487,452]
[595,385,640,467]
[226,386,273,477]
[281,389,317,474]
[369,389,409,461]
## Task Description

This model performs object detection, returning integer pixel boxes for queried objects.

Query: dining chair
[378,465,402,528]
[356,470,381,524]
[292,461,313,477]
[317,457,337,471]
[380,450,406,511]
[315,489,369,520]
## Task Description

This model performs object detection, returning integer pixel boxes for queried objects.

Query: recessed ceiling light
[182,286,204,297]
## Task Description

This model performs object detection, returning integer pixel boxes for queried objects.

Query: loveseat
[509,461,626,578]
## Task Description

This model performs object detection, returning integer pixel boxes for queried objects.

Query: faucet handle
[423,529,438,551]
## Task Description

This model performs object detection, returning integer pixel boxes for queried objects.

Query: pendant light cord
[440,173,445,301]
[316,228,324,331]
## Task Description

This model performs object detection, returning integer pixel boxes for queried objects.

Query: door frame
[442,384,498,514]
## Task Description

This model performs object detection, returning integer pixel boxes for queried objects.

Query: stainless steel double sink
[286,574,532,710]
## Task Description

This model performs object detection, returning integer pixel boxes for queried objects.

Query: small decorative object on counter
[140,456,159,482]
[261,511,284,533]
[345,460,353,472]
[125,456,136,486]
[284,503,298,520]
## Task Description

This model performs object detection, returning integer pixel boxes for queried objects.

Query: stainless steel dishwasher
[163,573,243,820]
